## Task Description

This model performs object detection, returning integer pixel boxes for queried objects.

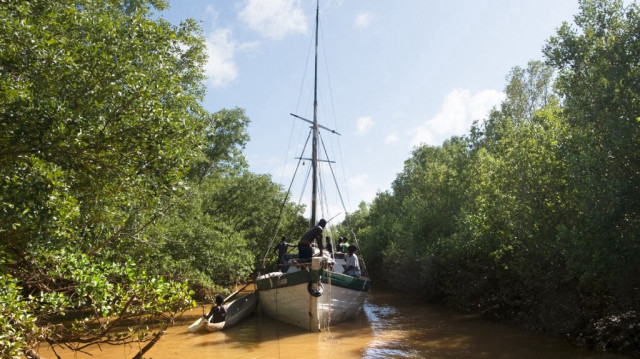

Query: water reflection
[363,291,628,359]
[37,290,629,358]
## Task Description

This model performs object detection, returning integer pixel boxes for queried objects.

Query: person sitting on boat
[203,294,226,323]
[298,218,327,262]
[335,237,343,253]
[275,235,296,264]
[343,245,361,277]
[325,236,333,254]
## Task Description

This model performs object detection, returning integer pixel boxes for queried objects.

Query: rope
[350,231,368,277]
[324,267,334,336]
[319,14,351,211]
[320,134,348,214]
[317,131,367,276]
[298,161,312,206]
[295,24,315,115]
[260,131,312,271]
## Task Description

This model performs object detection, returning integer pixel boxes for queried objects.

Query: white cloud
[354,12,374,29]
[203,28,257,88]
[239,0,308,40]
[384,132,399,144]
[346,174,378,209]
[410,89,505,147]
[204,29,238,87]
[205,5,218,18]
[347,174,368,187]
[356,116,374,135]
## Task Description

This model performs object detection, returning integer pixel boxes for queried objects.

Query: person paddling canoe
[203,294,226,324]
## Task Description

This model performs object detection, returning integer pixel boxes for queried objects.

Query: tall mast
[310,0,319,228]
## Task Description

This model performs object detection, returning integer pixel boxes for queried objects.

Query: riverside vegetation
[1,0,638,358]
[0,1,307,358]
[340,0,640,356]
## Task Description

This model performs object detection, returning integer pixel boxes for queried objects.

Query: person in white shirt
[344,245,361,277]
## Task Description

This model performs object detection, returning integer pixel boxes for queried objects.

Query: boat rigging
[256,0,371,332]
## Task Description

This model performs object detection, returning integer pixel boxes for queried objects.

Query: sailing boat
[255,0,371,331]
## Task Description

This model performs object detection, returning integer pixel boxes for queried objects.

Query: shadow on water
[37,289,631,359]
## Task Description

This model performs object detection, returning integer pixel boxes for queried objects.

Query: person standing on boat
[275,235,296,264]
[203,294,226,323]
[343,245,361,277]
[298,218,326,262]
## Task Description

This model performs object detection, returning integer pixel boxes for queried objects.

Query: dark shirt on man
[301,225,323,244]
[298,225,324,261]
[275,241,293,257]
[205,305,226,323]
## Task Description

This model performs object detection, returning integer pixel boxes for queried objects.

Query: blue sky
[162,0,580,221]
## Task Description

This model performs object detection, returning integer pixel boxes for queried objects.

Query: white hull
[258,278,318,331]
[257,257,369,331]
[316,280,368,327]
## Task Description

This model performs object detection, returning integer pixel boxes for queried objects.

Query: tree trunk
[131,324,168,359]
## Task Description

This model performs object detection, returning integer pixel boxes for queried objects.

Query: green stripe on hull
[321,272,370,292]
[256,269,370,293]
[256,270,312,291]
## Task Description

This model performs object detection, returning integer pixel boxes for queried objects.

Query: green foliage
[28,249,192,351]
[0,0,304,357]
[353,2,640,354]
[151,170,307,286]
[189,107,251,181]
[341,201,370,237]
[0,0,209,254]
[1,248,194,358]
[544,0,640,308]
[0,0,280,357]
[0,272,42,359]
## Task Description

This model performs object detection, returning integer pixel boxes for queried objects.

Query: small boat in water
[188,291,258,333]
[188,318,225,333]
[255,0,371,332]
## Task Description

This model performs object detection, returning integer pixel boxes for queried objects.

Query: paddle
[222,273,258,304]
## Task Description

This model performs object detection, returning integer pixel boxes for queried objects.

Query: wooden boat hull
[256,257,370,331]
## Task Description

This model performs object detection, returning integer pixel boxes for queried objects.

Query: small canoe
[188,317,206,332]
[188,317,225,332]
[188,291,257,333]
[205,321,225,332]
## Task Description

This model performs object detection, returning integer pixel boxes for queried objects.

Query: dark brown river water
[38,290,630,358]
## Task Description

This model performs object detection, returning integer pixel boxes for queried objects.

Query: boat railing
[279,262,312,268]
